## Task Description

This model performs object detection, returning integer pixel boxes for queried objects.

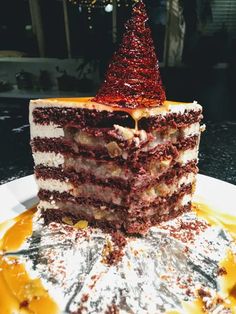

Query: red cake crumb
[185,288,192,296]
[72,308,86,314]
[110,231,127,249]
[81,294,89,303]
[102,231,127,266]
[216,297,224,305]
[196,288,216,311]
[197,289,211,298]
[71,294,89,314]
[160,218,209,244]
[105,304,119,314]
[89,274,102,290]
[93,1,165,108]
[217,267,227,276]
[19,300,29,309]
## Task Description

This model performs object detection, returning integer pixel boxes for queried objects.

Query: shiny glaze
[218,250,236,308]
[193,202,236,239]
[0,208,59,314]
[38,97,195,132]
[1,202,233,313]
[168,203,236,314]
[93,1,166,108]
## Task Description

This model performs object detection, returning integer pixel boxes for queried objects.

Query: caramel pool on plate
[0,207,59,314]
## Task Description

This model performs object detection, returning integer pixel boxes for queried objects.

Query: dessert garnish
[93,1,166,108]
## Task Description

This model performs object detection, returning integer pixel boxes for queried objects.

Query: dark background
[0,0,236,184]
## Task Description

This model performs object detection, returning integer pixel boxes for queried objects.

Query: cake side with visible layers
[30,97,203,233]
[30,1,204,234]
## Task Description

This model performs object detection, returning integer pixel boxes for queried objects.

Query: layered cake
[30,2,203,234]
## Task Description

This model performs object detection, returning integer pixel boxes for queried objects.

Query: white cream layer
[140,172,195,202]
[30,122,64,139]
[177,147,199,164]
[37,178,73,194]
[33,145,199,169]
[36,171,195,207]
[36,173,194,195]
[180,122,200,137]
[37,187,192,212]
[30,121,200,140]
[33,151,65,167]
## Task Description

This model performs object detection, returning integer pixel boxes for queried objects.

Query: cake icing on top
[93,1,166,108]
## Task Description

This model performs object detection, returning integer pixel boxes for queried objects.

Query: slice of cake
[30,1,203,234]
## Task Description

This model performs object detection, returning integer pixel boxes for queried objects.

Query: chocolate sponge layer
[33,106,202,131]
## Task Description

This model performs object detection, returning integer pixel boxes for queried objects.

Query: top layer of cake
[93,1,166,108]
[30,97,202,128]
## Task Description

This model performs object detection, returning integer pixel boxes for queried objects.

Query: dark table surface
[0,99,236,186]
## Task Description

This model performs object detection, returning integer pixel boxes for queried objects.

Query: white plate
[0,174,236,224]
[0,174,38,223]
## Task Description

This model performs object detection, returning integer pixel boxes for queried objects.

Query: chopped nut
[192,180,197,194]
[94,211,105,219]
[75,130,106,146]
[74,220,88,229]
[157,183,169,196]
[146,187,156,197]
[167,128,177,135]
[106,141,122,158]
[114,125,135,140]
[75,131,94,145]
[62,216,74,226]
[160,159,171,167]
[111,167,122,176]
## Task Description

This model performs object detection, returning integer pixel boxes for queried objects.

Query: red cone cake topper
[93,0,166,108]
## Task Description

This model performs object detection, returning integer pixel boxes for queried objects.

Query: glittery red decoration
[93,1,166,108]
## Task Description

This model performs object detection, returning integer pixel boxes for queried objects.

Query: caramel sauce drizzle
[41,97,193,132]
[0,208,59,314]
[166,202,236,314]
[193,202,236,239]
[165,299,205,314]
[218,250,236,308]
[2,202,233,314]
